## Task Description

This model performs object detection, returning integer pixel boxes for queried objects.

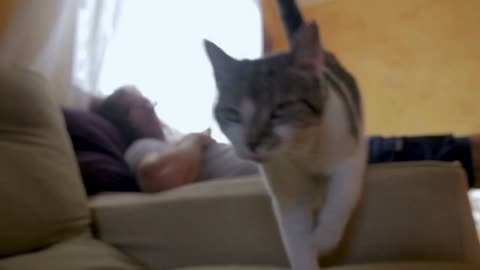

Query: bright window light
[97,0,263,143]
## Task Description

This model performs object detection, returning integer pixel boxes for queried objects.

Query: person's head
[92,85,165,144]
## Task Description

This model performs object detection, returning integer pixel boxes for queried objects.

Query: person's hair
[90,86,138,145]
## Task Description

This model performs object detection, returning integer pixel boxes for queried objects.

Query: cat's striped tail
[275,0,305,46]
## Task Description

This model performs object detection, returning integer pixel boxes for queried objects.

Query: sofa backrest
[0,69,90,257]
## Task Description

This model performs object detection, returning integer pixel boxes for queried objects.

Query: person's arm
[136,133,211,193]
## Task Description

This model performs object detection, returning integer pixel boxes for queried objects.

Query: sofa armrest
[89,162,480,269]
[323,161,480,267]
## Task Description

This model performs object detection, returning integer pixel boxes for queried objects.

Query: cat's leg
[312,151,367,256]
[273,201,321,270]
[262,161,321,270]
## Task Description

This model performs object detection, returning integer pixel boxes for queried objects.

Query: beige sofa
[0,68,479,270]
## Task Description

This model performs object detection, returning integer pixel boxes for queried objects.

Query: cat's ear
[290,22,325,73]
[204,39,238,78]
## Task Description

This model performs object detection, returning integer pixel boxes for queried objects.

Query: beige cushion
[90,162,480,269]
[0,236,143,270]
[0,69,90,257]
[322,161,480,267]
[174,262,480,270]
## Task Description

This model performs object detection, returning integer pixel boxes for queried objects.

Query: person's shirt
[124,138,259,181]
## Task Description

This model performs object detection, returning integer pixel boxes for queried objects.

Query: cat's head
[205,22,327,162]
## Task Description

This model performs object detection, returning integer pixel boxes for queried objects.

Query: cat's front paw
[312,224,344,255]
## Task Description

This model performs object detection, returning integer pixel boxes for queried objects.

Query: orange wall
[262,0,480,136]
[0,0,16,40]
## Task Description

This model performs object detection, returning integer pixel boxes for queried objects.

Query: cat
[204,0,367,269]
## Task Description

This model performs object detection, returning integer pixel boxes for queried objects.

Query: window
[92,0,263,142]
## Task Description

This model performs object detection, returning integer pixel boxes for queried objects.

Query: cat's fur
[204,1,367,269]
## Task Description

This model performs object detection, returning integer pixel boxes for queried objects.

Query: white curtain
[0,0,79,106]
[0,0,122,108]
[73,0,123,101]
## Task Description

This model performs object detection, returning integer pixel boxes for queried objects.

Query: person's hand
[196,128,214,147]
[201,127,214,143]
[182,128,214,148]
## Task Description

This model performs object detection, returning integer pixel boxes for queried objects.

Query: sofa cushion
[90,162,480,269]
[0,69,90,257]
[61,108,139,195]
[174,262,480,270]
[0,236,142,270]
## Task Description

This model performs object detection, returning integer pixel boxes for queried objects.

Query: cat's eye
[275,101,296,111]
[271,99,318,122]
[221,108,241,123]
[271,101,297,120]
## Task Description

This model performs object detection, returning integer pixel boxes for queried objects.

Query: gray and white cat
[204,1,367,269]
